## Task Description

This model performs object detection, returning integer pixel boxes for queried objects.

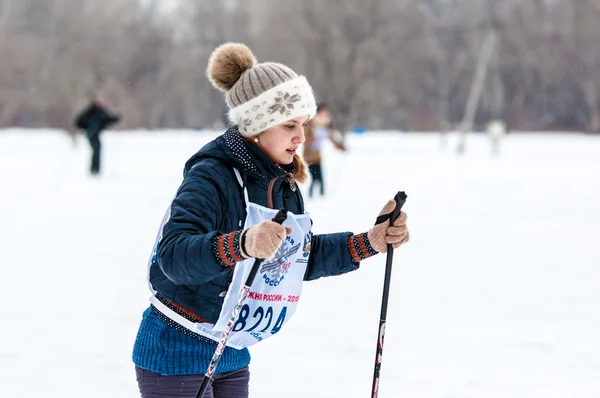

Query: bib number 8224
[233,305,287,334]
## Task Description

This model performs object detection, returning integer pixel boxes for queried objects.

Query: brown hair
[246,135,309,183]
[292,154,309,183]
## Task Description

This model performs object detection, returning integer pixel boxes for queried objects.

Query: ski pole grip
[389,191,407,225]
[272,208,288,225]
[246,208,288,284]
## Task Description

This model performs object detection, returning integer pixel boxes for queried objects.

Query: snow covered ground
[1,129,599,397]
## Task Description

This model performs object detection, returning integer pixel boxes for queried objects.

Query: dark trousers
[87,132,101,175]
[309,163,324,197]
[135,367,250,398]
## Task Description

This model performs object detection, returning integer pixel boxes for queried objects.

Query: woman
[132,43,410,398]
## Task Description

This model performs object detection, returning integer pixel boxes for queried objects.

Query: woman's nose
[294,127,306,144]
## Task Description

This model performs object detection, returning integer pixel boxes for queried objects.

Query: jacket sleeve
[105,112,121,126]
[96,108,120,129]
[156,165,231,285]
[303,232,360,281]
[74,106,92,129]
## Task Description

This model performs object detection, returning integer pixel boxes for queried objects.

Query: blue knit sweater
[132,307,250,375]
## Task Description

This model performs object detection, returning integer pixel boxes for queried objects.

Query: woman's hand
[241,221,293,260]
[367,200,410,253]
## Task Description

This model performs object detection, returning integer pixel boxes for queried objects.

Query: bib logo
[302,232,311,258]
[260,237,300,286]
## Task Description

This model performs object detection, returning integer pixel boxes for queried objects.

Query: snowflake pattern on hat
[229,76,317,137]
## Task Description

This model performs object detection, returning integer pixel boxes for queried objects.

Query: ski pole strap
[374,192,407,225]
[374,213,392,225]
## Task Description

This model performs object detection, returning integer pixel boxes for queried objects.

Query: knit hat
[207,43,317,138]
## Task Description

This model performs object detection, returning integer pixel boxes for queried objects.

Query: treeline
[0,0,599,132]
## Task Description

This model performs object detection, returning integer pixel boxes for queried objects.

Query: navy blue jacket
[149,127,359,323]
[74,102,120,137]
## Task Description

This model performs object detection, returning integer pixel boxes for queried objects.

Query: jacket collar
[221,126,296,181]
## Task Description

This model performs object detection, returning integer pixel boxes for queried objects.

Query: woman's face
[255,115,309,165]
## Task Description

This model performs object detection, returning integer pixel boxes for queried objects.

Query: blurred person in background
[73,97,121,175]
[131,43,410,398]
[303,103,346,198]
[486,119,508,155]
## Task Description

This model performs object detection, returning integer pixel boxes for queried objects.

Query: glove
[367,200,410,253]
[241,220,293,260]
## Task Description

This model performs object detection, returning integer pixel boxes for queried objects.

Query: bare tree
[456,31,497,154]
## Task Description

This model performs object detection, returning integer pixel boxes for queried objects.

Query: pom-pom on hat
[207,42,317,137]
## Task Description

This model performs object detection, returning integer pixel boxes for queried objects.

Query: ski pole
[195,208,288,398]
[371,191,407,398]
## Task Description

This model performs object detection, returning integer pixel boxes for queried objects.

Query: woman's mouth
[286,149,296,155]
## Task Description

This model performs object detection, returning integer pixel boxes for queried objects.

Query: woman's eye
[286,125,295,129]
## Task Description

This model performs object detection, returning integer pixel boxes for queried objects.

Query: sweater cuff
[212,230,245,267]
[347,232,379,263]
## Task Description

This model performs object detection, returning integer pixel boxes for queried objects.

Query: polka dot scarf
[223,125,263,177]
[222,125,298,178]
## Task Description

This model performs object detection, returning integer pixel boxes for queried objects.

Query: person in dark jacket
[73,97,120,175]
[132,43,410,398]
